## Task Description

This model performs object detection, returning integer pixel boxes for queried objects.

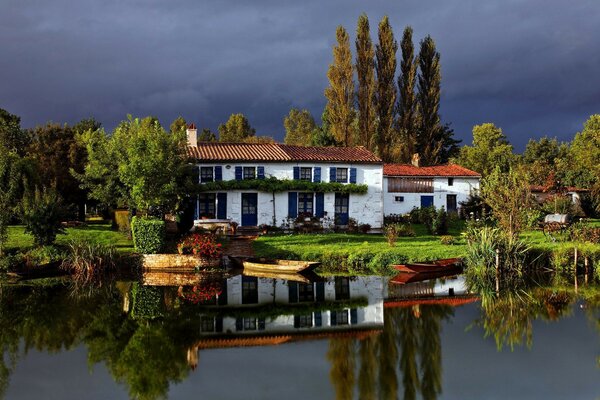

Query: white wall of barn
[383,176,480,215]
[195,162,384,227]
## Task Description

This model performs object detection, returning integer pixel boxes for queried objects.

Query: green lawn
[5,224,134,253]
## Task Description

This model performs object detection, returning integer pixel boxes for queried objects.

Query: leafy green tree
[455,123,515,176]
[395,26,418,163]
[325,26,355,147]
[218,113,256,142]
[375,16,398,161]
[310,109,339,146]
[72,117,102,135]
[28,122,88,219]
[198,128,217,142]
[283,108,317,146]
[522,136,569,185]
[355,14,377,151]
[169,116,187,135]
[20,186,65,246]
[0,108,30,155]
[569,115,600,211]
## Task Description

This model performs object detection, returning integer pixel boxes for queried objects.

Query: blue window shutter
[215,317,223,332]
[288,192,298,218]
[293,166,300,180]
[349,167,357,183]
[314,311,322,327]
[197,165,201,183]
[293,315,300,328]
[217,193,227,219]
[330,311,337,326]
[315,193,324,217]
[350,308,358,324]
[313,167,321,183]
[214,166,222,181]
[235,166,242,180]
[258,318,265,330]
[329,167,337,182]
[288,282,298,303]
[257,166,265,180]
[235,318,243,331]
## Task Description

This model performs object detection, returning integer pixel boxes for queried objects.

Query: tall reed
[61,240,118,287]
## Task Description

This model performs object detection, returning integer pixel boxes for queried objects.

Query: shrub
[61,240,118,286]
[0,253,26,272]
[24,245,65,266]
[131,216,165,254]
[20,186,66,246]
[408,207,421,224]
[431,207,449,235]
[358,223,371,234]
[113,209,131,233]
[541,195,574,215]
[385,224,399,246]
[570,224,600,244]
[347,218,359,233]
[177,233,222,259]
[440,235,455,245]
[397,224,416,237]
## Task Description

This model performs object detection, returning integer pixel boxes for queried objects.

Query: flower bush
[177,233,222,259]
[178,281,223,304]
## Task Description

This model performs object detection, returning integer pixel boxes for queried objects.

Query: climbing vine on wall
[194,177,369,194]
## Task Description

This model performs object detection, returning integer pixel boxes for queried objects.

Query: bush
[131,216,165,254]
[440,235,455,245]
[431,207,449,235]
[385,224,399,246]
[177,233,222,259]
[113,209,131,233]
[0,253,26,272]
[397,224,416,237]
[61,240,117,286]
[24,245,65,266]
[541,195,574,215]
[20,186,66,246]
[358,223,371,234]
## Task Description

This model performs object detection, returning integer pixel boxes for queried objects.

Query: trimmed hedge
[131,216,165,254]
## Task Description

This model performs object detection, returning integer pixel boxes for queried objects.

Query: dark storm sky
[1,0,600,150]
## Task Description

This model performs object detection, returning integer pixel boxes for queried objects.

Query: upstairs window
[200,167,214,183]
[297,314,313,328]
[243,167,256,180]
[448,178,454,186]
[300,167,312,181]
[336,168,348,183]
[298,283,314,302]
[387,177,434,193]
[335,277,350,300]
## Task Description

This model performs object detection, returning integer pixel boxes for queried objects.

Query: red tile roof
[384,163,481,177]
[187,143,382,163]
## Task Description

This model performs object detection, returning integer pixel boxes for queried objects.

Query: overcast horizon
[2,0,600,151]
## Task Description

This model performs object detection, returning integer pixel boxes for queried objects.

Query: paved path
[224,235,256,258]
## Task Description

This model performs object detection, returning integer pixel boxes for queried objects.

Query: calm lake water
[1,271,598,400]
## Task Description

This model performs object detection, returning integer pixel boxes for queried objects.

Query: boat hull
[242,258,319,273]
[393,258,462,274]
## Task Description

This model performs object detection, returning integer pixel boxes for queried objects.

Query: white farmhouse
[186,125,384,228]
[383,159,481,215]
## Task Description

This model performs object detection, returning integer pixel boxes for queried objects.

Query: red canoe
[393,258,462,274]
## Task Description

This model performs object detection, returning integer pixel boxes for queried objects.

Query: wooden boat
[242,269,313,284]
[390,267,462,285]
[242,257,320,274]
[393,258,462,274]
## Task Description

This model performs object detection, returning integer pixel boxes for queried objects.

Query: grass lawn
[5,224,134,253]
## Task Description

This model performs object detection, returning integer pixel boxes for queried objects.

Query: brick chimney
[411,153,420,167]
[186,123,197,147]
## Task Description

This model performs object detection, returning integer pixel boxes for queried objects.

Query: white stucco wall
[383,176,480,215]
[195,162,384,228]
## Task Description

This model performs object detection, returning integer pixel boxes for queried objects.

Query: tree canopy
[218,113,256,142]
[283,108,317,146]
[455,123,515,176]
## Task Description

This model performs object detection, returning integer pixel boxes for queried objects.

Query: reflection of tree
[378,315,398,400]
[418,306,452,400]
[327,338,355,400]
[357,336,377,400]
[394,308,419,400]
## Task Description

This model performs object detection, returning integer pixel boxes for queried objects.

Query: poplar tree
[283,108,317,146]
[416,35,443,165]
[325,26,355,147]
[375,16,397,161]
[355,14,377,151]
[396,26,418,163]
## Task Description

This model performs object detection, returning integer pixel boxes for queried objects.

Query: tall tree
[198,128,217,142]
[396,26,418,163]
[455,123,515,177]
[355,14,377,151]
[522,136,569,185]
[416,35,443,165]
[310,109,339,147]
[169,116,187,135]
[569,114,600,211]
[283,108,317,146]
[325,26,355,147]
[375,16,398,161]
[218,113,256,142]
[0,108,30,156]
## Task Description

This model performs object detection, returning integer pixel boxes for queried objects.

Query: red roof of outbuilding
[187,143,382,164]
[384,163,481,177]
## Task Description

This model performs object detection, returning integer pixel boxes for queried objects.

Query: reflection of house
[383,159,480,215]
[192,275,384,337]
[385,275,470,301]
[186,125,384,228]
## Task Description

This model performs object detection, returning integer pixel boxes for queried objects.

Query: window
[336,168,348,183]
[334,194,349,215]
[298,283,314,302]
[387,177,434,193]
[298,193,314,216]
[198,193,216,218]
[333,310,349,325]
[395,196,404,202]
[335,277,350,300]
[300,167,312,181]
[200,167,214,183]
[447,194,457,213]
[242,277,258,304]
[297,314,313,328]
[448,178,454,186]
[200,317,215,332]
[243,167,256,180]
[236,317,265,331]
[243,318,257,330]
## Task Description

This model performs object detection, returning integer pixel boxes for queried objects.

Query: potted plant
[229,221,238,235]
[259,224,270,235]
[177,233,222,268]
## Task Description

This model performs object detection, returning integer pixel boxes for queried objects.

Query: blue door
[241,193,258,226]
[335,193,349,225]
[421,195,434,208]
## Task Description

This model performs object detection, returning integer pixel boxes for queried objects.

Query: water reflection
[0,271,598,399]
